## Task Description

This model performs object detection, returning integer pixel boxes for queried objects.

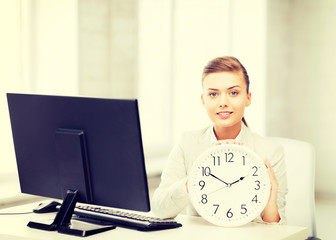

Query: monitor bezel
[7,93,150,213]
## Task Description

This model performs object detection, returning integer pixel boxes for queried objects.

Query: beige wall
[78,0,138,98]
[1,0,335,199]
[266,0,336,197]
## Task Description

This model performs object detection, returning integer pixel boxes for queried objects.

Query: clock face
[188,144,270,227]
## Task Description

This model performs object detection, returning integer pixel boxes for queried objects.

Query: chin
[214,120,242,130]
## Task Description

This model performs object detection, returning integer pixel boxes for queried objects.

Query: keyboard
[73,205,182,231]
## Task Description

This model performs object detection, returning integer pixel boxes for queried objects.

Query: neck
[214,122,242,140]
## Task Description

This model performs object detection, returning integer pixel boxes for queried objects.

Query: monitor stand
[28,190,115,237]
[27,129,115,237]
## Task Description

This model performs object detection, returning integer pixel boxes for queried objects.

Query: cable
[0,211,33,215]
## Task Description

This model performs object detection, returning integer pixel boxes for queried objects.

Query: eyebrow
[228,85,241,90]
[207,85,241,91]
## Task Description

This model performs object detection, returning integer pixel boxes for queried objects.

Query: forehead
[202,71,246,90]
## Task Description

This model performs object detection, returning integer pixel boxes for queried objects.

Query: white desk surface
[0,202,308,240]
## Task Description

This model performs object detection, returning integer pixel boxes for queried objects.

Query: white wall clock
[188,144,270,227]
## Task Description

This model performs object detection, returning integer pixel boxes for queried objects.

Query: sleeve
[254,143,288,224]
[273,144,288,224]
[151,138,190,218]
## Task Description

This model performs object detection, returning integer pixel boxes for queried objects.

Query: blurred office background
[0,0,335,238]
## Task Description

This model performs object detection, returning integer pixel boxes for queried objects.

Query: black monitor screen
[7,93,150,212]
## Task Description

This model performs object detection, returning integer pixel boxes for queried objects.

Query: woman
[151,56,287,224]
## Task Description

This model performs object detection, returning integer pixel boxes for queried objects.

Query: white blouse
[151,123,288,224]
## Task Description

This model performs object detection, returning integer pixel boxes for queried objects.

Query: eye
[209,92,218,97]
[229,91,239,96]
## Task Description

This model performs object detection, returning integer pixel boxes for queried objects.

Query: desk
[0,202,308,240]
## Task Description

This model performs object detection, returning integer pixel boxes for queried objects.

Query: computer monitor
[7,93,150,236]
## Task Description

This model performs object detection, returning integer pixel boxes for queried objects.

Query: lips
[217,111,232,119]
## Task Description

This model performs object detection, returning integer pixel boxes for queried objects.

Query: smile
[217,111,232,119]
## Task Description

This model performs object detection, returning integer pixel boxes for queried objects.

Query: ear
[246,92,252,107]
[201,93,205,106]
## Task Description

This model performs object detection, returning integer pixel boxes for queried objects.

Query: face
[201,71,251,135]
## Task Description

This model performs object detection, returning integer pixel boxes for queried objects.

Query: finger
[213,140,243,146]
[263,159,278,190]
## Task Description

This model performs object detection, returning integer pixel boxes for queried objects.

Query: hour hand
[230,176,246,185]
[209,173,229,186]
[230,174,249,186]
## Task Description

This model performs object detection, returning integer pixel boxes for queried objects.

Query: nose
[219,94,228,108]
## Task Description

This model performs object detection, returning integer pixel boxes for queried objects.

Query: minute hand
[209,173,230,186]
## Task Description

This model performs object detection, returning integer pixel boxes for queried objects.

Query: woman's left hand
[213,142,280,222]
[262,159,280,223]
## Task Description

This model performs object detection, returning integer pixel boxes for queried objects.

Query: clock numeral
[201,194,208,204]
[199,180,205,190]
[241,204,247,214]
[252,166,258,176]
[201,167,211,176]
[254,180,260,190]
[213,156,220,166]
[213,204,219,214]
[242,155,246,166]
[252,194,258,203]
[226,208,233,218]
[225,152,234,163]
